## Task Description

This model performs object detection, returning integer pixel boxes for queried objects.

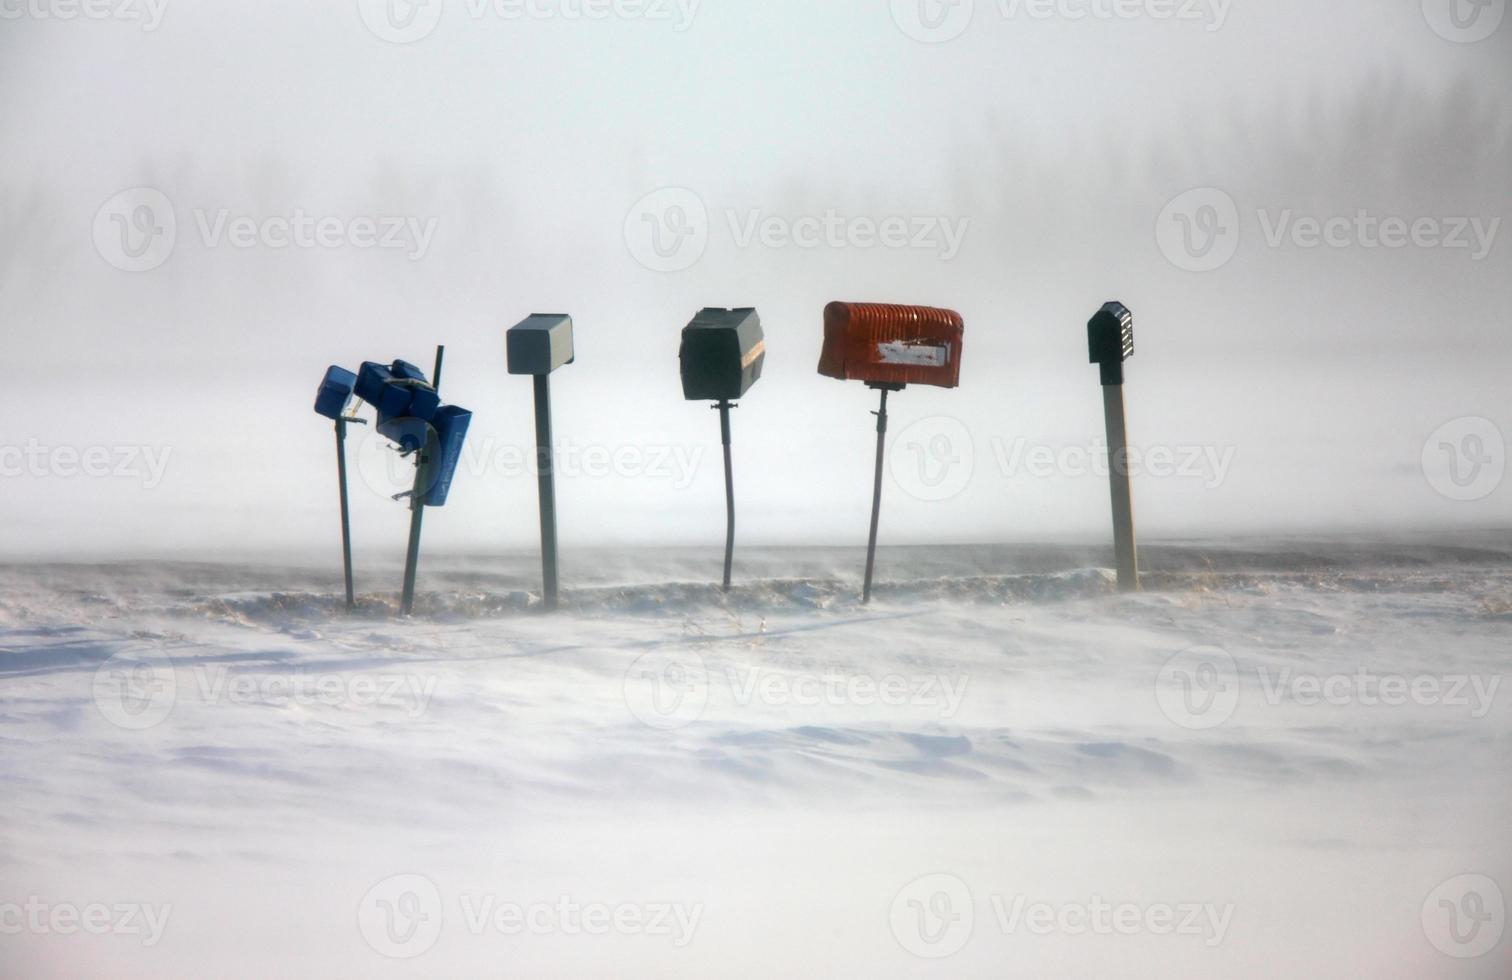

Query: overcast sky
[0,0,1508,558]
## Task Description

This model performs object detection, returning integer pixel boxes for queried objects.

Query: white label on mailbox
[877,341,949,367]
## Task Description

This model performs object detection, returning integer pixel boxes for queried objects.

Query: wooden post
[1102,383,1139,592]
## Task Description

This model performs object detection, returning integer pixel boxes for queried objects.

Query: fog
[1,0,1508,558]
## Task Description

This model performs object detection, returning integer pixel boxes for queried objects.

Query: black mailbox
[679,308,765,402]
[1088,301,1135,386]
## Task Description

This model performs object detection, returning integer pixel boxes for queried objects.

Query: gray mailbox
[508,314,575,377]
[679,307,765,402]
[679,307,765,592]
[508,314,576,612]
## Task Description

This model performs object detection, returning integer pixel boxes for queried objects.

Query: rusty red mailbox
[818,302,964,603]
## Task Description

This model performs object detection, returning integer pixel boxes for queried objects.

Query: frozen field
[1,538,1510,978]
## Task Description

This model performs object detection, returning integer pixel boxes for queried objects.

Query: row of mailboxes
[315,300,1138,611]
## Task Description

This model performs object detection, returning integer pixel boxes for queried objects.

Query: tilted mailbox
[1088,301,1139,592]
[508,314,576,611]
[334,348,472,616]
[818,302,964,603]
[680,308,765,591]
[313,365,362,610]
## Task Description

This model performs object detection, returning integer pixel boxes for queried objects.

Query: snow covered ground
[1,538,1509,978]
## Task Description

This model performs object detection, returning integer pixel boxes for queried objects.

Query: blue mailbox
[426,406,472,507]
[314,366,358,421]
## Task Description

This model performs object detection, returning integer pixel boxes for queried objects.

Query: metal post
[863,386,892,605]
[1102,383,1139,592]
[335,418,355,611]
[717,399,735,593]
[534,373,559,611]
[399,345,445,616]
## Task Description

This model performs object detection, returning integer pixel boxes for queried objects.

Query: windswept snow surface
[1,539,1510,978]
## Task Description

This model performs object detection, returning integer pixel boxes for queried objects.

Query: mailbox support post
[534,373,560,610]
[1088,302,1138,594]
[400,345,445,616]
[1102,383,1139,592]
[863,384,901,605]
[335,418,356,611]
[717,400,736,592]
